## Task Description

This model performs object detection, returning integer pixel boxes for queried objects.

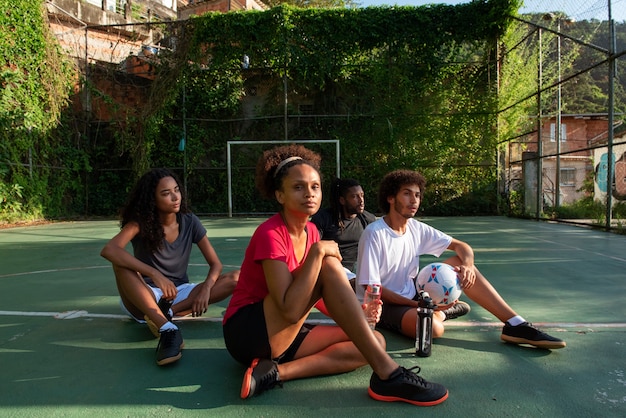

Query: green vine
[2,1,522,220]
[150,1,519,214]
[0,0,78,223]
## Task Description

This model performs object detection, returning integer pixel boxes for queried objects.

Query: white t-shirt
[356,217,452,302]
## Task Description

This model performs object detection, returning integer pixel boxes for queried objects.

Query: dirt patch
[0,219,54,229]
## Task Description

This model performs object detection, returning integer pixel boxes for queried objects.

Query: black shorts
[223,301,315,366]
[377,294,419,333]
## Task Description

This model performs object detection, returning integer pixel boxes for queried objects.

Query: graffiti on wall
[595,150,626,200]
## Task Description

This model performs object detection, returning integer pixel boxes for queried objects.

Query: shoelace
[526,324,555,338]
[400,366,427,386]
[443,303,468,320]
[157,330,178,349]
[258,366,283,391]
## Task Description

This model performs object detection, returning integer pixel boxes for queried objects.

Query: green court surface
[1,216,625,417]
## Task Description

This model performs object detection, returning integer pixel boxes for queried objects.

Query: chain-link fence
[499,4,626,231]
[42,1,626,231]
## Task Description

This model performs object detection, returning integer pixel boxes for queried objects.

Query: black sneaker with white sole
[156,328,184,366]
[501,321,566,349]
[368,366,448,406]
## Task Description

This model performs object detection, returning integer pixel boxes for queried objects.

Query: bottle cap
[367,284,381,295]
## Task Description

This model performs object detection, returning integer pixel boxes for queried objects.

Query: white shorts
[120,282,198,323]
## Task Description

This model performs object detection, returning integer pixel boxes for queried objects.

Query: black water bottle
[416,291,435,357]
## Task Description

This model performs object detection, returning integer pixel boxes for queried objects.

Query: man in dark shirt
[311,178,376,275]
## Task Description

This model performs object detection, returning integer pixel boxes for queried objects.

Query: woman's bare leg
[305,257,400,379]
[261,256,398,380]
[113,264,168,328]
[276,325,386,381]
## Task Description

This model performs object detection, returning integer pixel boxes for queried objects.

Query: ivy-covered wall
[0,0,81,223]
[1,1,521,222]
[151,1,519,215]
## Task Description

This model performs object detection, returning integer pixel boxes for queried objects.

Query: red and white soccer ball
[415,263,462,307]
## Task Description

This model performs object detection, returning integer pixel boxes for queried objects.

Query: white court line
[0,264,242,279]
[1,310,625,328]
[0,265,110,278]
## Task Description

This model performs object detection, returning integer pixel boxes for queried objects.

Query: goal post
[227,140,340,217]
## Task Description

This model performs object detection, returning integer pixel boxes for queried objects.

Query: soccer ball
[415,263,462,307]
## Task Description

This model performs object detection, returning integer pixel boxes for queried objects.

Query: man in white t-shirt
[356,169,566,350]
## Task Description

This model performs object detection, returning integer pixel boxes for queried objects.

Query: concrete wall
[47,0,178,64]
[179,0,267,19]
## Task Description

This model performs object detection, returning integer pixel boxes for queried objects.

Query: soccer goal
[226,140,340,217]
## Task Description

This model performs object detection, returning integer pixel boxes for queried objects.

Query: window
[560,167,576,186]
[550,123,567,142]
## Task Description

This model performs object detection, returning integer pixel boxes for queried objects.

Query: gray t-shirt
[132,213,207,287]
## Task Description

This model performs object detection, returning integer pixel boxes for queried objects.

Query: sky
[356,0,626,23]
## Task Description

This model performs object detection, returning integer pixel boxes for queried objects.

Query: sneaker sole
[155,341,185,366]
[241,358,260,399]
[144,315,160,338]
[501,335,566,349]
[156,351,182,366]
[368,387,448,406]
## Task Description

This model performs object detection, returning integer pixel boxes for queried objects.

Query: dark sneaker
[442,301,471,321]
[501,321,566,349]
[155,329,184,366]
[368,366,448,406]
[241,358,282,399]
[145,298,174,338]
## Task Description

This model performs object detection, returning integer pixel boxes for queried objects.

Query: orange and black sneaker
[368,366,448,406]
[241,358,282,399]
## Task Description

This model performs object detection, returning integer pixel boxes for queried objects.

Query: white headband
[273,156,303,177]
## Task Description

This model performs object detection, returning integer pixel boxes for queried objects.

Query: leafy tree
[0,0,79,223]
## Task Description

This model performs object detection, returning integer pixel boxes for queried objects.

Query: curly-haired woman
[222,145,447,406]
[101,168,239,366]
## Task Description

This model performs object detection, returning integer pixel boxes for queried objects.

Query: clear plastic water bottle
[364,284,381,330]
[416,291,435,357]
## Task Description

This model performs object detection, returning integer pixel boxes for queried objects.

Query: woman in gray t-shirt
[101,168,239,366]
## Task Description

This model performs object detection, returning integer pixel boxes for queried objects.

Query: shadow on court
[0,217,625,417]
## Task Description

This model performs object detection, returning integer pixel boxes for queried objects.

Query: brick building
[47,0,266,122]
[510,114,626,211]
